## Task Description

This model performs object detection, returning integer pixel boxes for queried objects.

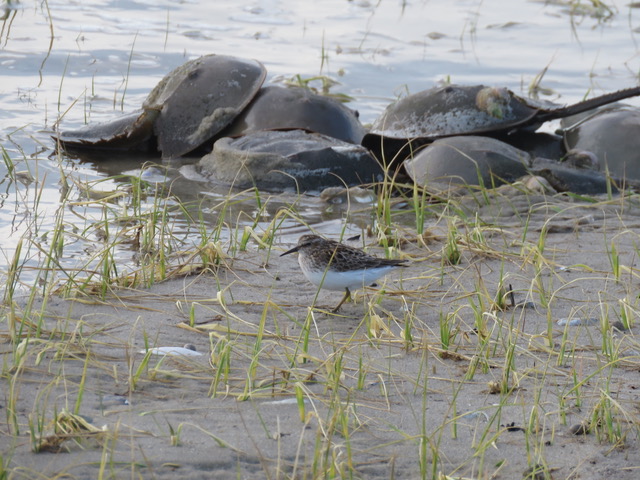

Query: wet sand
[2,191,640,479]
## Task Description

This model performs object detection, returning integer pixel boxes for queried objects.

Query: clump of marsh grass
[30,410,108,453]
[281,74,354,103]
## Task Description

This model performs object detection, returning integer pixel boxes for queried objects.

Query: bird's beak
[280,245,299,257]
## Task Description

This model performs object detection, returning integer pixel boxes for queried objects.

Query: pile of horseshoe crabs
[56,54,640,196]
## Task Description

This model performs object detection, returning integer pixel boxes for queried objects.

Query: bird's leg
[332,288,352,313]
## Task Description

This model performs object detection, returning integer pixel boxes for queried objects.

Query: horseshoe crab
[200,129,383,192]
[363,84,640,165]
[560,105,640,181]
[222,85,366,144]
[55,110,158,153]
[404,135,631,194]
[146,54,266,158]
[57,54,266,158]
[403,136,529,190]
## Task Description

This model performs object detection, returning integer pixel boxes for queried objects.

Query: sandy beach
[2,189,640,479]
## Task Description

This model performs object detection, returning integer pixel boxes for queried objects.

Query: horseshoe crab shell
[405,135,632,194]
[56,54,266,158]
[55,110,158,152]
[146,54,266,158]
[221,85,366,144]
[200,129,383,192]
[561,105,640,181]
[403,136,530,190]
[364,84,640,164]
[528,157,615,194]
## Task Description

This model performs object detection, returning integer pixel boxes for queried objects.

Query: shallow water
[1,0,639,283]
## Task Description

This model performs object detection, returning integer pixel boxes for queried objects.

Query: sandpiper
[280,234,407,312]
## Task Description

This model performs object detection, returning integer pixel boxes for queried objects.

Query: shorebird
[281,234,407,312]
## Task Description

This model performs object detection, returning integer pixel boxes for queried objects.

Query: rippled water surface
[1,0,639,283]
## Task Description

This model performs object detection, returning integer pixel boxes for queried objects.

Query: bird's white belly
[300,263,398,291]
